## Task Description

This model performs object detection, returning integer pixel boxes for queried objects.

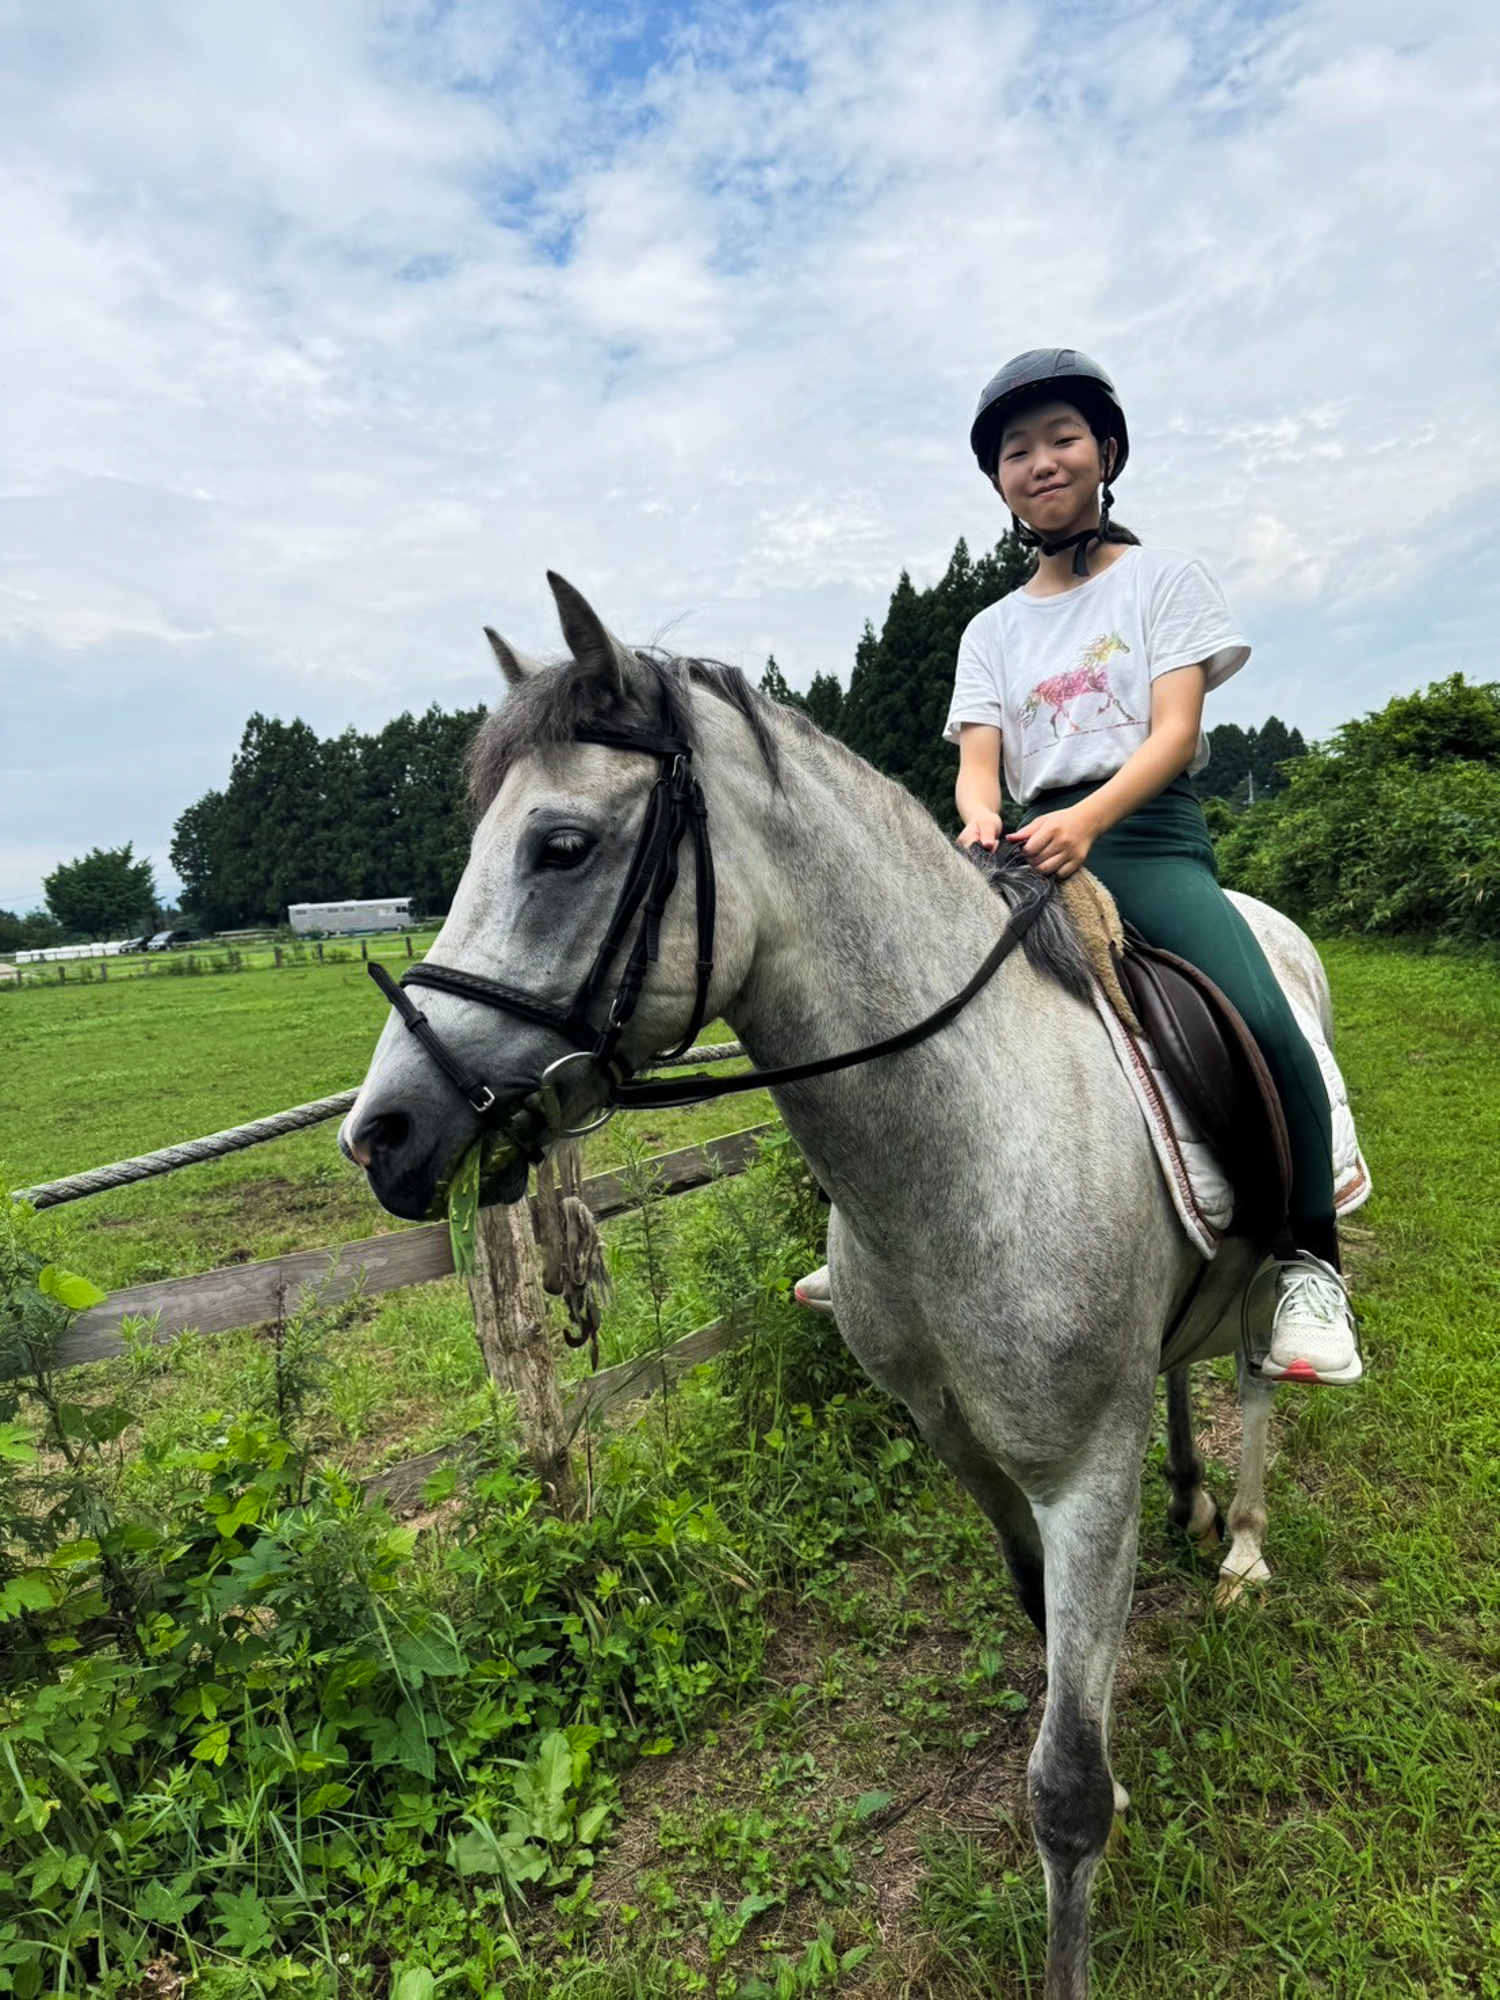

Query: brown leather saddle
[1112,927,1295,1254]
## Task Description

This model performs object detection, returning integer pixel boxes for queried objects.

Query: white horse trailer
[287,898,414,937]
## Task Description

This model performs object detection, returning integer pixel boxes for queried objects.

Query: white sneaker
[1261,1254,1363,1385]
[793,1262,834,1314]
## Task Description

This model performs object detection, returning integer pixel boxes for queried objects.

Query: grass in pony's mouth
[444,1128,529,1272]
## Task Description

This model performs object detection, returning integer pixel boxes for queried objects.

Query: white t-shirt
[943,545,1249,804]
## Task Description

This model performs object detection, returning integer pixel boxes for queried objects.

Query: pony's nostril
[356,1108,413,1162]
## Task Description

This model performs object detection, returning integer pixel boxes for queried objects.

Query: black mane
[964,842,1094,1006]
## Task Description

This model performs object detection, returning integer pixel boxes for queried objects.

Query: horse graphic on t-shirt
[1020,633,1138,742]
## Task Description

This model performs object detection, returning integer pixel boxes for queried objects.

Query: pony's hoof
[1113,1780,1130,1815]
[1215,1556,1271,1608]
[1183,1486,1223,1555]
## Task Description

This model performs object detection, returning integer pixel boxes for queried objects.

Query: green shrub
[1214,676,1500,944]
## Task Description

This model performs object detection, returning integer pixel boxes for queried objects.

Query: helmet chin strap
[1010,514,1102,578]
[1040,525,1104,577]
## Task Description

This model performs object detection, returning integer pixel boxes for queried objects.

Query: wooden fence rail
[13,1056,793,1514]
[16,1124,775,1378]
[363,1307,754,1512]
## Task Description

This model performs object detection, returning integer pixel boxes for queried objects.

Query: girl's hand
[1006,805,1098,878]
[957,810,1005,852]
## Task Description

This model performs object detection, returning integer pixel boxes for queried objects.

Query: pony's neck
[706,702,1071,1219]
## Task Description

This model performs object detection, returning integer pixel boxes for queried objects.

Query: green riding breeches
[1020,774,1338,1255]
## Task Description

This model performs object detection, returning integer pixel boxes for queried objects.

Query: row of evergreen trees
[165,531,1313,926]
[151,533,1031,926]
[4,533,1311,944]
[168,707,486,930]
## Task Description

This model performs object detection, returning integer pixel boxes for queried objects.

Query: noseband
[368,721,1053,1153]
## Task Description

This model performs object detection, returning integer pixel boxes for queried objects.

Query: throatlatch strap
[576,766,675,1021]
[659,775,714,1060]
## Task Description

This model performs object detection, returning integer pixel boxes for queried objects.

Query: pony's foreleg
[1217,1357,1276,1604]
[1029,1448,1144,2000]
[1163,1365,1223,1554]
[922,1386,1047,1635]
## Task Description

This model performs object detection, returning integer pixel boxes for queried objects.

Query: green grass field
[3,938,1497,1996]
[1,952,772,1291]
[557,940,1498,2000]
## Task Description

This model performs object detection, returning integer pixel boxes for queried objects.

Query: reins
[368,720,1053,1150]
[604,891,1052,1110]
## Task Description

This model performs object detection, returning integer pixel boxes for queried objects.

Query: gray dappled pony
[342,576,1331,2000]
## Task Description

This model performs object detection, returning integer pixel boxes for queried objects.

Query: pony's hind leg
[1163,1364,1223,1554]
[1217,1356,1275,1604]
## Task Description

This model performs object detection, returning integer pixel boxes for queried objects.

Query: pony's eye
[538,829,593,870]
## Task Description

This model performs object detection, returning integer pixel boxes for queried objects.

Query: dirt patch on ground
[583,1512,1225,1993]
[582,1533,1208,1993]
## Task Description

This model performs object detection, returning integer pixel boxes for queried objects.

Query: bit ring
[539,1051,616,1137]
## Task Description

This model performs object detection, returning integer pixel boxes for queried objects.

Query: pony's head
[340,575,774,1220]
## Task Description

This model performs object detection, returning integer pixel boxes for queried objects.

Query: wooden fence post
[405,934,413,959]
[274,945,282,967]
[317,942,324,963]
[467,1200,575,1512]
[360,939,368,961]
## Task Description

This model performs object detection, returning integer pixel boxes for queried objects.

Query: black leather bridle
[367,722,1053,1154]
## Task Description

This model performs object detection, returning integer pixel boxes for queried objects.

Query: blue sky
[2,0,1496,913]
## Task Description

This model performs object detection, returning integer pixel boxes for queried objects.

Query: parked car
[146,928,198,951]
[119,935,151,953]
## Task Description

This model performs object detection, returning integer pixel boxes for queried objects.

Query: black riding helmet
[969,349,1130,576]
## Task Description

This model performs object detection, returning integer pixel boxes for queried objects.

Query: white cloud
[1,0,1496,910]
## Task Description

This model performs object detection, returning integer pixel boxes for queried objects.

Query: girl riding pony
[799,347,1360,1387]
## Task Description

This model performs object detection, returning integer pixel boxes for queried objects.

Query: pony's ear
[483,627,537,689]
[546,572,634,698]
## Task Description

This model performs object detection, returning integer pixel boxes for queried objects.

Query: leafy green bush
[1214,675,1500,944]
[0,1140,922,1995]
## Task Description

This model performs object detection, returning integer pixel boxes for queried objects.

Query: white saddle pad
[1093,986,1372,1259]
